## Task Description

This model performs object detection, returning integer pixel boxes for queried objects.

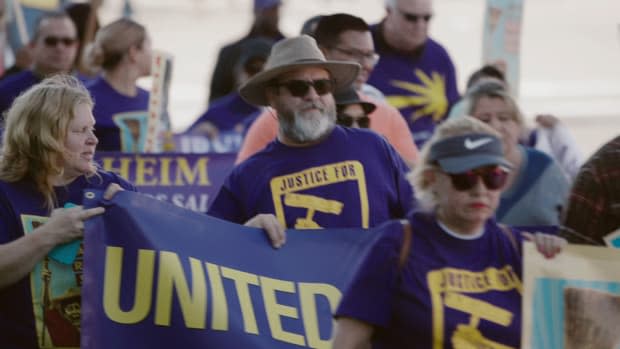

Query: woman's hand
[41,205,105,245]
[523,232,567,259]
[244,214,286,249]
[103,182,124,200]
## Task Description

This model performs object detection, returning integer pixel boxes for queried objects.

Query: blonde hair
[409,116,501,210]
[84,18,146,71]
[0,74,95,210]
[466,81,525,127]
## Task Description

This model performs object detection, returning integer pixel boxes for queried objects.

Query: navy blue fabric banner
[82,190,382,348]
[95,152,236,213]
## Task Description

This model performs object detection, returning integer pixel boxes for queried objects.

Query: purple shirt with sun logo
[369,23,460,148]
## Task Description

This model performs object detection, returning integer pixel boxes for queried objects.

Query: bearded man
[207,35,414,248]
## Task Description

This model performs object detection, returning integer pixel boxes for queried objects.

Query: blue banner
[82,190,382,348]
[95,152,236,213]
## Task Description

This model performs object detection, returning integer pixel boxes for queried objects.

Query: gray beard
[279,105,336,144]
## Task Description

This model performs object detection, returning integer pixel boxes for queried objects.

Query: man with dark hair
[369,0,460,148]
[207,0,285,103]
[0,11,78,114]
[236,13,419,167]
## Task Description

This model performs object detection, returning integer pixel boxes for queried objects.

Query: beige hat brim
[239,60,360,106]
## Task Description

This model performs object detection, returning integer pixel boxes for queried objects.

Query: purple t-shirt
[336,211,524,348]
[208,126,414,228]
[369,23,460,148]
[0,70,40,115]
[187,92,259,133]
[0,171,135,349]
[86,77,149,151]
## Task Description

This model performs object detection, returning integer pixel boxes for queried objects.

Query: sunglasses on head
[444,166,508,191]
[272,79,335,98]
[337,113,370,128]
[397,9,433,23]
[43,36,77,47]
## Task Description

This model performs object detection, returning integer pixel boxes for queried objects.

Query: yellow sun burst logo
[385,69,448,123]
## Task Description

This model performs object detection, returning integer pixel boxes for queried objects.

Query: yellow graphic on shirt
[427,266,522,349]
[386,69,449,122]
[22,214,82,349]
[270,161,368,229]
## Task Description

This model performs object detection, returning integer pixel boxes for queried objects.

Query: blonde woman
[467,82,570,226]
[332,116,564,349]
[0,75,134,348]
[84,18,152,151]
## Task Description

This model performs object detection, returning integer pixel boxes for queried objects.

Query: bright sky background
[98,0,620,155]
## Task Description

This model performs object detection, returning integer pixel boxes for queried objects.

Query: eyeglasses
[43,36,77,47]
[444,166,508,191]
[331,47,380,65]
[397,8,433,23]
[337,113,370,128]
[272,79,335,98]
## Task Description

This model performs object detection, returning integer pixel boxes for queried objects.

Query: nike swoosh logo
[464,138,493,149]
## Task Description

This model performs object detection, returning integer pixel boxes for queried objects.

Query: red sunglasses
[445,166,508,191]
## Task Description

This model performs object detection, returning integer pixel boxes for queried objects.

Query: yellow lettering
[221,267,259,334]
[206,262,228,331]
[158,157,173,186]
[175,157,210,186]
[299,282,342,349]
[260,276,305,346]
[101,157,132,180]
[155,252,207,329]
[135,157,158,186]
[103,247,155,324]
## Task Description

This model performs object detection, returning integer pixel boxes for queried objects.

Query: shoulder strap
[399,220,412,268]
[499,224,520,255]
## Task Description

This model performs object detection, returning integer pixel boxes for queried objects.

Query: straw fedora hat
[239,35,361,106]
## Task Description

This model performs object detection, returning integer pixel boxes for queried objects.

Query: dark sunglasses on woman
[445,165,509,191]
[337,113,370,128]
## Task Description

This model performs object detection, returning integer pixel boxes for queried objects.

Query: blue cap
[254,0,281,12]
[428,133,512,173]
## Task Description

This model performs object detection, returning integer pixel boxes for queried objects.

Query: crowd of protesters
[0,0,617,348]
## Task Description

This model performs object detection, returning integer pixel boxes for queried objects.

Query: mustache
[299,102,324,111]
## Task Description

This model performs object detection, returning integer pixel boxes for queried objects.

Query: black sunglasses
[445,166,508,191]
[398,9,433,23]
[273,79,335,98]
[337,114,370,128]
[43,36,77,47]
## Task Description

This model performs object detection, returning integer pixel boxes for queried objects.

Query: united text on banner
[82,190,384,348]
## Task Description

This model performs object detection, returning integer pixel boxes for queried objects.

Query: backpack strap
[399,220,413,268]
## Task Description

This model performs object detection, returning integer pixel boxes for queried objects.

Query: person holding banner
[208,35,414,247]
[0,74,135,348]
[332,116,565,349]
[0,11,78,115]
[83,18,152,152]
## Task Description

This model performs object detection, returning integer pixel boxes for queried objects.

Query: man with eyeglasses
[0,11,78,115]
[236,14,419,167]
[208,35,414,248]
[369,0,460,149]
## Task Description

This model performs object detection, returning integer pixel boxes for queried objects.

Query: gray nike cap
[428,133,513,173]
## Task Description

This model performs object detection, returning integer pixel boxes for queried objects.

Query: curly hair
[0,74,95,210]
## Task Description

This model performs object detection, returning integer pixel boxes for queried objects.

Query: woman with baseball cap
[332,116,565,348]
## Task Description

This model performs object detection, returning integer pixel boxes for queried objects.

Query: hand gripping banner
[82,190,382,348]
